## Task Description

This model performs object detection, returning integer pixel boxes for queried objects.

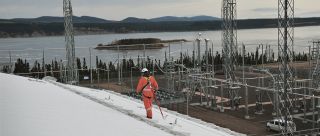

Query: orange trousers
[143,96,153,118]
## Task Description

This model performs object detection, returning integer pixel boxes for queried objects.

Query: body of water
[0,25,319,66]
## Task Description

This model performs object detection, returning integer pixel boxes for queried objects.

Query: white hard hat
[141,68,148,73]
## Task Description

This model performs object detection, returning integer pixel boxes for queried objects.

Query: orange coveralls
[136,76,159,119]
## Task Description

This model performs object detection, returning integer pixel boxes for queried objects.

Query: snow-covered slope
[0,73,243,136]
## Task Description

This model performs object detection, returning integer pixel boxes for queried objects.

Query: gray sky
[0,0,319,20]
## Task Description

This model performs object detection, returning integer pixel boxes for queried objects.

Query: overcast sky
[0,0,319,20]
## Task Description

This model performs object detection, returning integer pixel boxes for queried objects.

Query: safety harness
[141,77,153,99]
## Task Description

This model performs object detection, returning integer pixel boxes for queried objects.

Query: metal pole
[212,42,217,110]
[256,47,259,66]
[43,49,46,77]
[205,39,209,73]
[89,48,93,86]
[180,41,183,65]
[212,42,214,74]
[255,78,262,114]
[9,50,12,73]
[131,67,133,93]
[242,44,245,84]
[197,39,201,67]
[269,45,271,62]
[220,82,224,112]
[186,74,189,115]
[193,41,196,69]
[309,45,314,112]
[118,45,121,85]
[121,55,124,85]
[178,67,181,91]
[143,44,146,68]
[303,82,307,123]
[187,87,189,115]
[205,39,210,106]
[261,44,264,68]
[64,66,67,82]
[168,43,171,61]
[261,44,264,112]
[243,44,249,119]
[107,68,110,89]
[309,45,311,67]
[97,68,100,89]
[60,60,63,82]
[51,64,54,77]
[313,94,315,129]
[245,79,249,119]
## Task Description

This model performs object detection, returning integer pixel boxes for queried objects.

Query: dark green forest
[1,49,309,82]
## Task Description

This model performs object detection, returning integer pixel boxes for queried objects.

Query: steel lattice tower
[277,0,295,134]
[312,40,320,89]
[63,0,78,84]
[221,0,239,109]
[221,0,238,82]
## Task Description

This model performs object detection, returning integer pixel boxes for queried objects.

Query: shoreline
[1,24,319,39]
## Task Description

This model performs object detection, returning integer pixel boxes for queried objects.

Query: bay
[0,25,319,66]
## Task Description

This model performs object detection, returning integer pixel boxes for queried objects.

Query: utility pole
[196,38,201,67]
[118,45,121,85]
[9,50,12,73]
[143,44,146,68]
[89,48,93,86]
[205,39,210,107]
[168,43,171,61]
[260,44,265,112]
[181,41,184,66]
[193,41,196,69]
[131,67,134,93]
[97,67,100,89]
[220,82,224,112]
[205,39,210,74]
[43,49,46,77]
[243,44,249,119]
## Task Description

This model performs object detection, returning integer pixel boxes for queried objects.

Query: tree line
[1,50,309,82]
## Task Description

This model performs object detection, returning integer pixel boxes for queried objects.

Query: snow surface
[0,73,244,136]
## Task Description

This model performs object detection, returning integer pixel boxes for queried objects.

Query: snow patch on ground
[0,73,172,136]
[49,80,244,136]
[1,73,244,136]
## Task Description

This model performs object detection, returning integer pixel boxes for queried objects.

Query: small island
[95,38,187,50]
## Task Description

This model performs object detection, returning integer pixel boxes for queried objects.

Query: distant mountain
[189,15,220,21]
[4,15,220,24]
[11,16,114,23]
[150,15,220,22]
[76,16,114,23]
[121,17,149,23]
[1,17,320,38]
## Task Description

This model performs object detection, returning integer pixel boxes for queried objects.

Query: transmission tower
[63,0,78,84]
[277,0,295,134]
[221,0,239,109]
[311,40,320,89]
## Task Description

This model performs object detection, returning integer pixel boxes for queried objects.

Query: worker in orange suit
[136,68,159,119]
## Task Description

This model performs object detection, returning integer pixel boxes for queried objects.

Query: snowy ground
[0,73,244,136]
